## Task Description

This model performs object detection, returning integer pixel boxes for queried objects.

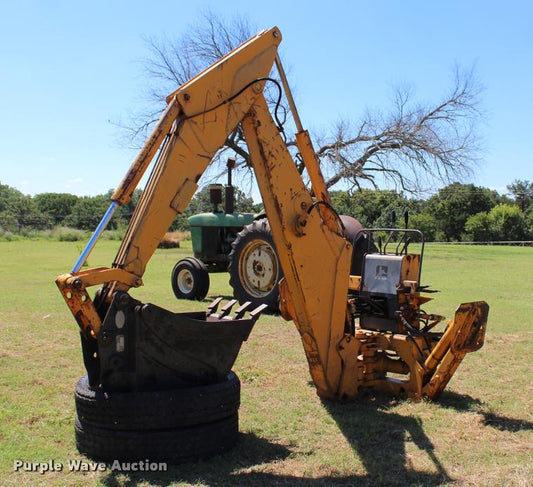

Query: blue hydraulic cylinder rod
[71,201,119,274]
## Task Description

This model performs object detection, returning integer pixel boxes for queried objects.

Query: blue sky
[1,0,531,198]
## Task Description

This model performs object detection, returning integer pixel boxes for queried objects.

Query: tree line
[331,180,532,242]
[1,180,531,242]
[0,184,257,236]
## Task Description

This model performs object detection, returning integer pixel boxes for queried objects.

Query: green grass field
[0,240,531,486]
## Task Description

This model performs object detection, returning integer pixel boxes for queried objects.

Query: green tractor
[171,159,283,310]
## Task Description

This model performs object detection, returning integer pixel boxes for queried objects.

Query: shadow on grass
[322,392,451,486]
[100,432,292,487]
[98,423,448,487]
[440,390,533,433]
[99,394,452,487]
[98,390,532,487]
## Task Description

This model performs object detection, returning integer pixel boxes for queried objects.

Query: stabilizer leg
[423,301,489,399]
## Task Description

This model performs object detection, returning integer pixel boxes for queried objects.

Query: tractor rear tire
[75,413,239,463]
[228,219,283,311]
[171,257,210,300]
[74,372,240,430]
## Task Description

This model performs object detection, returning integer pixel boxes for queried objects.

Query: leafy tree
[126,12,484,195]
[507,180,533,212]
[66,195,117,230]
[1,184,50,232]
[108,188,143,225]
[331,189,422,228]
[464,204,529,241]
[373,202,416,229]
[331,189,409,227]
[525,209,533,238]
[34,192,79,225]
[7,195,50,232]
[185,185,257,215]
[464,212,492,241]
[0,183,23,213]
[169,213,190,232]
[488,204,529,241]
[407,213,439,241]
[425,183,499,241]
[330,191,360,222]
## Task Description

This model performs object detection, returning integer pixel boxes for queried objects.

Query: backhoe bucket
[82,292,265,391]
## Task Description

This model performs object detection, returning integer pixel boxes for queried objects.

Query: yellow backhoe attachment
[423,301,488,399]
[56,27,488,401]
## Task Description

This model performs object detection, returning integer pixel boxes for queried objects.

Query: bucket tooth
[207,297,224,316]
[249,303,269,322]
[219,299,238,318]
[234,301,252,319]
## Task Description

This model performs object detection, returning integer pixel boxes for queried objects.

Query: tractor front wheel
[171,257,210,300]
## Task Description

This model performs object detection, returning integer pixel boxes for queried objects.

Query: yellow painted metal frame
[242,96,352,398]
[56,26,488,401]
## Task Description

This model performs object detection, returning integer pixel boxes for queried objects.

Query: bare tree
[122,12,255,143]
[317,69,483,193]
[124,12,483,195]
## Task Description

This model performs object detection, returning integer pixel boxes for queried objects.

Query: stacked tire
[74,372,241,463]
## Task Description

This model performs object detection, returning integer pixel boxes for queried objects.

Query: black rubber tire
[171,257,210,300]
[339,215,367,276]
[75,413,239,463]
[75,372,240,430]
[228,219,283,311]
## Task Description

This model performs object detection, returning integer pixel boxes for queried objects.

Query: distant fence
[427,241,533,247]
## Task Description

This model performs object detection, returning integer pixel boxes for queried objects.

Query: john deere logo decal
[376,265,388,279]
